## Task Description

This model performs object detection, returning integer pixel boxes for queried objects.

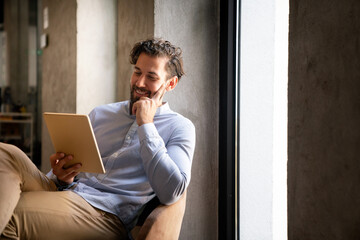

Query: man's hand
[132,82,168,126]
[50,152,81,185]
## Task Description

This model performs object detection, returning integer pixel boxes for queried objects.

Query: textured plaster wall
[41,0,77,172]
[117,0,154,101]
[155,0,219,239]
[288,0,360,239]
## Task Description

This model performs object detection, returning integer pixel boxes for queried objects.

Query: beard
[129,85,152,112]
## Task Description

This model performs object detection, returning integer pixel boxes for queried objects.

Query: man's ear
[166,76,178,91]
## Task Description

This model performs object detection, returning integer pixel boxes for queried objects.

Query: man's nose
[136,74,146,87]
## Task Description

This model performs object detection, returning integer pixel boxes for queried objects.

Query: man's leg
[0,143,56,233]
[1,191,127,240]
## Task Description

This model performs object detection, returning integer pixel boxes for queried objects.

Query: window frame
[219,0,240,239]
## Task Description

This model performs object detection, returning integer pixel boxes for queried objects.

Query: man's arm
[138,121,195,205]
[132,82,196,204]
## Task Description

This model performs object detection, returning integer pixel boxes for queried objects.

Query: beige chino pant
[0,143,127,240]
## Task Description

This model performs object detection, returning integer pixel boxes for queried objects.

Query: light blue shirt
[47,101,195,229]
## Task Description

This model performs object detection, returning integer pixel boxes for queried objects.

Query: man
[0,38,196,239]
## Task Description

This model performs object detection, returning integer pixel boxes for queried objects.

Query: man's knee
[0,143,31,174]
[1,192,68,240]
[0,143,56,192]
[1,192,127,240]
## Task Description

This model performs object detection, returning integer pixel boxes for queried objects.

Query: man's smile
[131,86,152,102]
[135,87,150,97]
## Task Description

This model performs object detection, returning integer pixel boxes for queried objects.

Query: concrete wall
[76,0,117,115]
[154,0,219,239]
[41,0,77,172]
[4,0,29,105]
[288,0,360,239]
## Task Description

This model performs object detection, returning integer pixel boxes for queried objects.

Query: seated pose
[0,38,196,240]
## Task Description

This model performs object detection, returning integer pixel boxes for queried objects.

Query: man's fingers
[51,154,75,174]
[57,155,74,169]
[131,98,143,115]
[152,82,168,104]
[132,96,151,115]
[53,163,81,180]
[50,153,81,184]
[61,164,81,177]
[50,152,65,168]
[134,83,167,125]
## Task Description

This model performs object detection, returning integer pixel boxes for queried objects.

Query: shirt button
[126,135,131,140]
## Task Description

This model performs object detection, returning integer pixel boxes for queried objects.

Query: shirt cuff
[57,181,77,191]
[138,123,159,141]
[46,171,77,191]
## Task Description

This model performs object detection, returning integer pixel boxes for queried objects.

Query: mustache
[132,86,151,96]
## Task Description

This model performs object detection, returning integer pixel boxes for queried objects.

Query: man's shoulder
[91,101,129,114]
[89,101,130,122]
[160,109,195,132]
[174,112,194,128]
[164,113,196,143]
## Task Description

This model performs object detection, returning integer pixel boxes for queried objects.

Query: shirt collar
[125,100,171,116]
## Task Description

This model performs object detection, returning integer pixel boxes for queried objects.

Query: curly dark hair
[129,38,185,80]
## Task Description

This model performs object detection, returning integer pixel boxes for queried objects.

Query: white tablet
[43,112,105,174]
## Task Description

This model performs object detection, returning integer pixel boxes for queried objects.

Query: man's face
[130,53,169,106]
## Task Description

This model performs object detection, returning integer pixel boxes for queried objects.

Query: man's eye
[134,72,141,76]
[147,75,157,81]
